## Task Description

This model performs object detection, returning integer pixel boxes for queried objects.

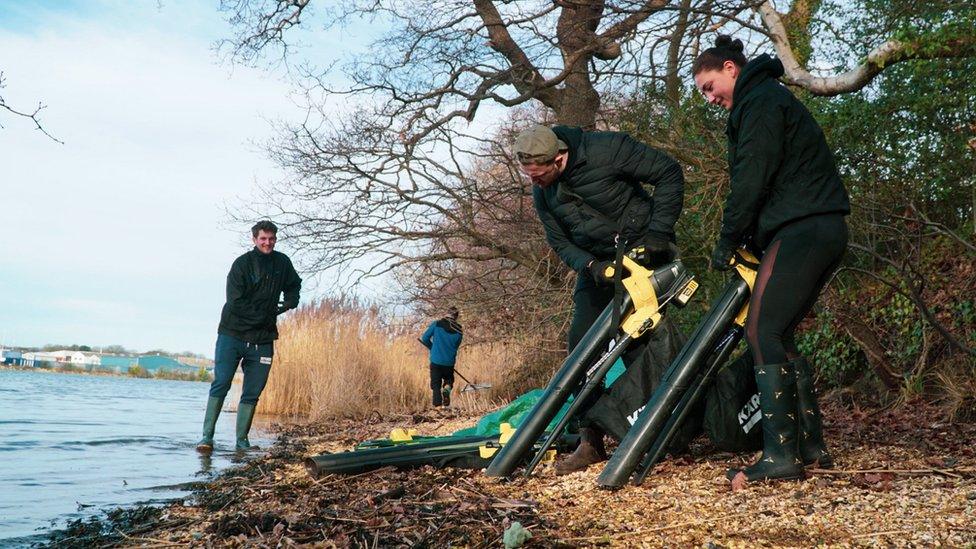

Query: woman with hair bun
[692,36,851,487]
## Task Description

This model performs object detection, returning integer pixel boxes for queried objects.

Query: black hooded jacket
[532,126,685,272]
[218,248,302,344]
[721,55,850,250]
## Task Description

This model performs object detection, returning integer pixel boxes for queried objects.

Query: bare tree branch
[758,0,976,96]
[0,71,62,144]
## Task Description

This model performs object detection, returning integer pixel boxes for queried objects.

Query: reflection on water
[0,369,273,545]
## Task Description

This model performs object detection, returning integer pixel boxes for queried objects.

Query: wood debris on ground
[96,400,975,548]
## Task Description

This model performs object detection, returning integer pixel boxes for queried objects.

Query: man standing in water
[196,220,302,453]
[418,307,463,407]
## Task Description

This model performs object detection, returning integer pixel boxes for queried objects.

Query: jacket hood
[733,54,785,104]
[551,126,585,179]
[436,317,463,334]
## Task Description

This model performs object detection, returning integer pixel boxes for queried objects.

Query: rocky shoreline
[42,398,976,547]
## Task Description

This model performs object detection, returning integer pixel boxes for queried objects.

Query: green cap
[514,125,568,164]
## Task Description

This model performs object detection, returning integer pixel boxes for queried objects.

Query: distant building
[1,348,24,366]
[137,355,197,373]
[44,350,100,366]
[96,355,139,372]
[22,352,58,368]
[14,349,199,375]
[21,350,104,368]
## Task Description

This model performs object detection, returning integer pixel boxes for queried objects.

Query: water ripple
[0,369,271,541]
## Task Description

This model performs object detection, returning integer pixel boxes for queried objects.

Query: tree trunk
[554,0,604,128]
[665,0,693,104]
[555,68,601,128]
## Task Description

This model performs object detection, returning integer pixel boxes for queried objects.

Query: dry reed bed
[257,301,509,420]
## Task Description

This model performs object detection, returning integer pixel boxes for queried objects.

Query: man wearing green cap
[515,124,685,474]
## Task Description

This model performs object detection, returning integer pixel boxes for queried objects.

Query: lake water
[0,368,273,546]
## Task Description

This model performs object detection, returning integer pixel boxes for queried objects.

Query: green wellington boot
[442,384,452,407]
[727,362,804,484]
[794,357,834,468]
[196,396,224,454]
[235,403,259,451]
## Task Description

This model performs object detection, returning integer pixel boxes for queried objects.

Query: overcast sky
[0,1,376,356]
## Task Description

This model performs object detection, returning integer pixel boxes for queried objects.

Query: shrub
[127,365,152,378]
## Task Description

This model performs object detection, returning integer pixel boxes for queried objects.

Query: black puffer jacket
[721,55,850,250]
[532,126,684,272]
[218,248,302,344]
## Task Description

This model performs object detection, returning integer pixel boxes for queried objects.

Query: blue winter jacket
[419,318,463,367]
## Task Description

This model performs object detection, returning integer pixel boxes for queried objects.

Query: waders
[485,257,698,478]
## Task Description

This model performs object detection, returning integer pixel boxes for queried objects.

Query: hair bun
[715,35,744,53]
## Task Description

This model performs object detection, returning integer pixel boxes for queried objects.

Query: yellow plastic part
[618,255,662,338]
[498,422,515,445]
[389,428,418,442]
[541,449,557,464]
[479,445,498,459]
[732,248,760,327]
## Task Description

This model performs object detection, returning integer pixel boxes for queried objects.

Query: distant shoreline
[0,364,210,382]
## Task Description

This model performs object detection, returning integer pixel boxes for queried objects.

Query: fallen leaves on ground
[120,399,975,548]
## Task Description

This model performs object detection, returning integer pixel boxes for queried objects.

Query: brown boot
[554,427,607,475]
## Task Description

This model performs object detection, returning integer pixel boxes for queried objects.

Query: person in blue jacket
[418,307,463,407]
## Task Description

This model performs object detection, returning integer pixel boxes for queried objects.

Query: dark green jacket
[532,126,684,272]
[218,248,302,344]
[721,55,850,250]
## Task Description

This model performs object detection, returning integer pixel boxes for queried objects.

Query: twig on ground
[809,467,975,478]
[851,529,917,539]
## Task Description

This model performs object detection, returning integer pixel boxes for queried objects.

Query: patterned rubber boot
[442,384,452,407]
[794,357,834,468]
[727,362,804,484]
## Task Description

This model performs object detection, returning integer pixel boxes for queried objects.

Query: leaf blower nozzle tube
[597,277,751,489]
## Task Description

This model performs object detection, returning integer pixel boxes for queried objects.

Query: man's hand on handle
[631,232,674,268]
[588,260,616,285]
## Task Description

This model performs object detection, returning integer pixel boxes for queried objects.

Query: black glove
[710,241,736,271]
[631,232,674,268]
[587,260,615,285]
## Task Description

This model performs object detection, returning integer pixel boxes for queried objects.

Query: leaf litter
[72,399,975,548]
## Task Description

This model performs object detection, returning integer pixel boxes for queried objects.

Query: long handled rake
[455,369,492,393]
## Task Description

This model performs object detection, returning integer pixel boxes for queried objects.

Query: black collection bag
[703,351,763,452]
[584,316,702,452]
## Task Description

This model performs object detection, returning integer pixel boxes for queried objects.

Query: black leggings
[746,214,848,365]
